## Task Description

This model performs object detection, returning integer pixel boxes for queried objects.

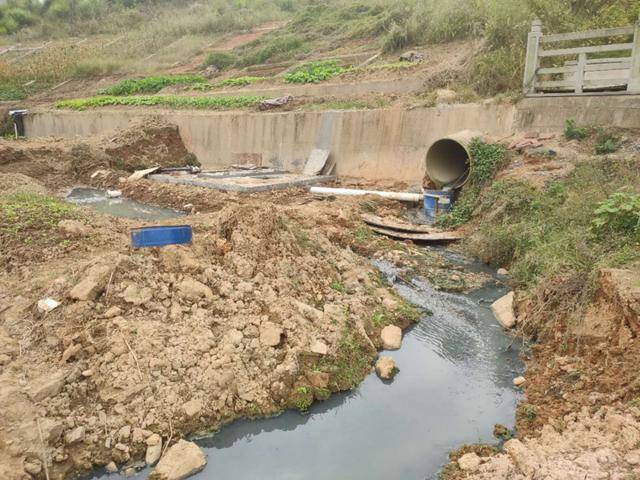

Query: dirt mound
[0,201,418,479]
[99,119,197,172]
[0,120,196,191]
[0,173,48,195]
[457,405,640,479]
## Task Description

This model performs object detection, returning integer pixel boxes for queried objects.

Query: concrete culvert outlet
[425,130,482,188]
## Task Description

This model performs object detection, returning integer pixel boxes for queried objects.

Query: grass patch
[212,76,267,89]
[1,192,76,234]
[320,327,374,391]
[99,75,207,96]
[55,95,266,111]
[467,158,640,293]
[595,129,621,155]
[330,281,346,293]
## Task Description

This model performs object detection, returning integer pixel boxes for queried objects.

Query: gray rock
[68,264,113,301]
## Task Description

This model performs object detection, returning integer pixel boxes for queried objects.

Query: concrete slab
[149,173,335,193]
[303,149,330,176]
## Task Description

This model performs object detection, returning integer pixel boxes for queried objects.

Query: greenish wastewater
[84,255,523,480]
[66,187,183,221]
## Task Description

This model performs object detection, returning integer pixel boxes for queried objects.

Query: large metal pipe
[310,187,422,202]
[425,130,483,188]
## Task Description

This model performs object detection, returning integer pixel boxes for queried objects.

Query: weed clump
[595,130,621,155]
[564,118,589,141]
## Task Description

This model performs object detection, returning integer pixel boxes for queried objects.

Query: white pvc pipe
[310,186,423,202]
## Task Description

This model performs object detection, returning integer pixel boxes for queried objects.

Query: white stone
[381,325,402,350]
[497,268,509,276]
[375,357,397,380]
[513,376,526,387]
[491,292,517,329]
[106,190,122,198]
[150,440,206,480]
[458,452,482,471]
[37,298,61,313]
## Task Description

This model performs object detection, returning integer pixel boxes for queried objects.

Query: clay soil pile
[0,133,420,479]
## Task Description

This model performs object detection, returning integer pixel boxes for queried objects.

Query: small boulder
[145,434,163,466]
[497,268,509,276]
[458,452,481,471]
[105,461,118,473]
[399,51,424,62]
[380,325,402,350]
[259,322,283,347]
[182,399,203,419]
[65,426,85,445]
[150,440,206,480]
[68,264,113,301]
[310,340,328,355]
[177,278,213,301]
[513,376,526,387]
[375,357,397,380]
[491,292,516,329]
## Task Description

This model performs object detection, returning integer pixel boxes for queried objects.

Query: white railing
[523,18,640,95]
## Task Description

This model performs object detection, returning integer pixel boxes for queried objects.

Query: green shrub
[237,34,306,67]
[564,118,589,140]
[284,60,346,84]
[203,51,237,70]
[592,192,640,239]
[55,94,265,110]
[595,130,621,155]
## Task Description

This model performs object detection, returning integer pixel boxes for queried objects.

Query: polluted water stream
[85,254,524,480]
[66,187,183,221]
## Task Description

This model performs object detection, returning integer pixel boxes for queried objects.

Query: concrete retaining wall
[25,103,515,183]
[23,94,640,183]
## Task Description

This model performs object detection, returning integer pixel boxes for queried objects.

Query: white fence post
[629,16,640,93]
[523,20,543,94]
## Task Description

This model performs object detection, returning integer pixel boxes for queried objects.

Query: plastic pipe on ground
[310,187,422,202]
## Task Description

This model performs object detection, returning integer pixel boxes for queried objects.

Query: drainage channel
[66,187,184,221]
[85,256,523,480]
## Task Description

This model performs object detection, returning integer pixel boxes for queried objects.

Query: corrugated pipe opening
[425,130,482,189]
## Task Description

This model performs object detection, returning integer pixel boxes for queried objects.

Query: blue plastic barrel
[423,190,456,218]
[130,225,193,248]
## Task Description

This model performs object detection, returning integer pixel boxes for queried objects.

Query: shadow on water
[86,254,523,480]
[66,187,183,221]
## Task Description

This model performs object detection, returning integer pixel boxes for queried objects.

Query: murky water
[66,187,183,221]
[87,257,523,480]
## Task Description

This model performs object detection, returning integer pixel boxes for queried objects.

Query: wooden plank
[370,226,462,242]
[575,53,587,93]
[361,214,437,234]
[541,26,634,44]
[537,65,577,75]
[585,61,631,72]
[565,57,631,65]
[539,43,634,57]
